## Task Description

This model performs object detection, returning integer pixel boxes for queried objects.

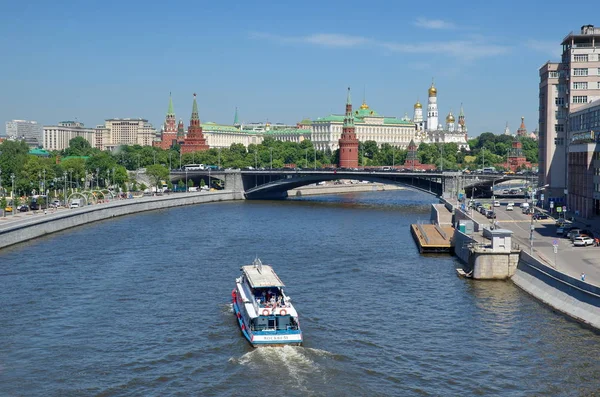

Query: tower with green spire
[181,93,209,153]
[157,92,178,149]
[338,87,359,168]
[233,107,240,127]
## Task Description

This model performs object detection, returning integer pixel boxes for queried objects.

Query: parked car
[556,226,565,235]
[30,201,40,211]
[493,200,500,207]
[573,236,594,247]
[532,213,549,220]
[486,210,496,219]
[18,205,29,212]
[506,204,514,211]
[566,229,582,240]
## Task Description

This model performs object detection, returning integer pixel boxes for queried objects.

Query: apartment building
[94,118,157,150]
[43,121,96,150]
[539,24,600,208]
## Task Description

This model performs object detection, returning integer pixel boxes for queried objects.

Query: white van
[70,199,81,209]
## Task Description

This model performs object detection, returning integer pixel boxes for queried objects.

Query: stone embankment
[289,183,403,196]
[0,191,243,250]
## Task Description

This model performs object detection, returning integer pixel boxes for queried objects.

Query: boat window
[276,316,290,330]
[268,319,275,329]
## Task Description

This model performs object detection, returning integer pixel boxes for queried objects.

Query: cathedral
[413,82,470,150]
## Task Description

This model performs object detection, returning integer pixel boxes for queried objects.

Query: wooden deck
[410,223,455,254]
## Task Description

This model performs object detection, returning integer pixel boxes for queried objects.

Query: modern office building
[43,121,96,150]
[566,99,600,218]
[5,120,43,147]
[539,24,600,207]
[95,118,157,150]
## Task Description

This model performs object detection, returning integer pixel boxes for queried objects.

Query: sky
[0,0,597,138]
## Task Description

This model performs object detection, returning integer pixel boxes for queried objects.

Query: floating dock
[410,223,454,254]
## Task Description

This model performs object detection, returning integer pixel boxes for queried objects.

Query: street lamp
[185,169,188,192]
[63,171,67,206]
[68,168,73,194]
[38,171,41,195]
[112,168,115,192]
[96,167,100,189]
[314,148,316,170]
[10,173,15,215]
[218,148,221,170]
[269,147,273,170]
[42,169,46,196]
[305,148,308,168]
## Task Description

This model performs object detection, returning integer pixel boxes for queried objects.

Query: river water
[1,190,599,396]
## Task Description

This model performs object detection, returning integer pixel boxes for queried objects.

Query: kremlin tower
[426,80,438,132]
[457,104,467,134]
[338,87,359,168]
[180,93,209,154]
[155,94,178,149]
[516,116,527,137]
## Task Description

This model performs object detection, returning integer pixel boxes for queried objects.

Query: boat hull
[232,289,302,347]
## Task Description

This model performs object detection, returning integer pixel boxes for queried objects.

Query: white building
[5,120,43,147]
[201,122,263,148]
[414,83,470,150]
[43,121,96,151]
[311,100,417,151]
[95,118,157,150]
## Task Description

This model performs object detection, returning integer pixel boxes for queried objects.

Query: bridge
[169,169,531,200]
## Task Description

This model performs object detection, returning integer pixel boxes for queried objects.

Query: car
[566,229,582,240]
[506,204,514,211]
[573,236,594,247]
[532,213,549,220]
[486,210,496,219]
[556,226,565,235]
[493,200,500,207]
[30,202,40,210]
[570,232,590,242]
[18,205,29,212]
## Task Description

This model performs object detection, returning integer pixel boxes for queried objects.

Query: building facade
[5,120,43,147]
[539,25,600,206]
[43,121,96,150]
[95,118,157,150]
[566,99,600,218]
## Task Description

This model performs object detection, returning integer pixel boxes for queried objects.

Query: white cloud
[249,32,368,48]
[251,32,510,61]
[525,39,561,58]
[414,18,456,30]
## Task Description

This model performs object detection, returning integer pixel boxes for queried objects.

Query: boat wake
[229,346,331,393]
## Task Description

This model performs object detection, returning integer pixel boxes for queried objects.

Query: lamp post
[305,148,308,168]
[10,173,15,215]
[38,171,41,195]
[96,168,100,189]
[269,148,273,170]
[208,167,211,191]
[314,148,316,170]
[0,168,2,197]
[63,171,67,206]
[84,171,88,191]
[112,168,115,192]
[392,149,395,169]
[185,169,188,192]
[68,168,73,194]
[42,169,46,196]
[218,148,221,170]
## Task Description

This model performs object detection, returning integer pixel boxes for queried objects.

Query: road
[468,198,600,286]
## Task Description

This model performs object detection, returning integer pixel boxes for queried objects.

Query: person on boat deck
[261,290,266,303]
[277,295,282,307]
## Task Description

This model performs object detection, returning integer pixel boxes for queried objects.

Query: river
[1,190,599,396]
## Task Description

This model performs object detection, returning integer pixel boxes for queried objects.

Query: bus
[183,164,205,171]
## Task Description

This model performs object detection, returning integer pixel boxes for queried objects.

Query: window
[573,82,588,90]
[555,124,564,132]
[574,54,588,62]
[573,96,588,104]
[549,71,559,78]
[555,110,566,119]
[555,97,565,105]
[574,68,588,76]
[554,137,565,145]
[557,84,566,93]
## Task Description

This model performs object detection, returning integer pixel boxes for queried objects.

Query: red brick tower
[338,87,359,168]
[156,93,178,149]
[181,93,209,154]
[507,136,528,171]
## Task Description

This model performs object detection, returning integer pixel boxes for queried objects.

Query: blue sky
[0,0,595,137]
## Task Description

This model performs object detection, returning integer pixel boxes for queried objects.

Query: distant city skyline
[1,0,597,137]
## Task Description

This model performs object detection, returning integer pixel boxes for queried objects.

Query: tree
[65,136,92,156]
[362,140,379,159]
[145,164,169,191]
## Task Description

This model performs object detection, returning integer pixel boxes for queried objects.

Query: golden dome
[428,83,437,97]
[360,101,369,110]
[414,100,422,109]
[446,111,455,123]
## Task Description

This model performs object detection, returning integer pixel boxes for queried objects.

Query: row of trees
[0,134,539,197]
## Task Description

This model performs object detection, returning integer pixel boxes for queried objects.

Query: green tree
[362,140,379,159]
[145,164,169,191]
[64,136,93,156]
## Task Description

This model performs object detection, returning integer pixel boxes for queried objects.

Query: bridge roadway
[468,199,600,286]
[170,169,528,200]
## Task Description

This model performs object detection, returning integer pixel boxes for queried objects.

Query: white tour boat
[232,258,302,347]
